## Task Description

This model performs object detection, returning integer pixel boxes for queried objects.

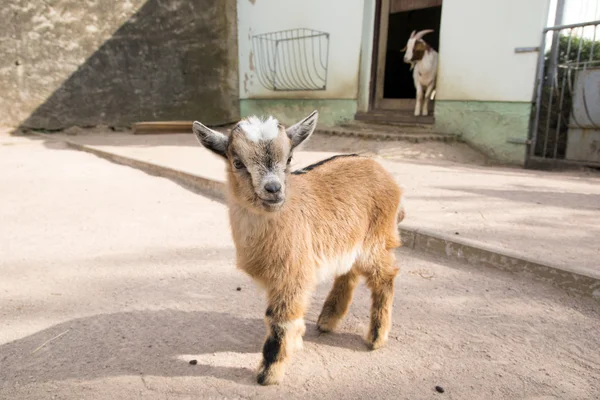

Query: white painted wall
[237,0,364,100]
[436,0,551,102]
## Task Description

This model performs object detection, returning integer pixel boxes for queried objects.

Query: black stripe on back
[292,154,360,175]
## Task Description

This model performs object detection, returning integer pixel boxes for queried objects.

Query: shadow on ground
[0,310,368,387]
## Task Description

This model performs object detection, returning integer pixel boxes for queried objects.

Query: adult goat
[402,29,439,116]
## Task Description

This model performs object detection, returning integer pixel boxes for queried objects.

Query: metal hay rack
[252,28,330,91]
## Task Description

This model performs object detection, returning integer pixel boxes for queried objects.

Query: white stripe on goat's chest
[314,248,360,283]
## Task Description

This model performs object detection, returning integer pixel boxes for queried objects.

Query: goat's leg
[365,252,399,350]
[423,84,435,116]
[257,287,308,386]
[317,269,360,332]
[414,83,423,116]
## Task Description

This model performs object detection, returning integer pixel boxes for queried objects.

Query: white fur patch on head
[239,116,280,143]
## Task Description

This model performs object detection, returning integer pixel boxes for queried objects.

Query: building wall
[237,0,366,125]
[434,0,551,164]
[0,0,239,130]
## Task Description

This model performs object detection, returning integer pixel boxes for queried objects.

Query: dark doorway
[383,6,441,99]
[371,0,443,115]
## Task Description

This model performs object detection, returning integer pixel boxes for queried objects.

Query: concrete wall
[237,0,366,125]
[435,101,533,162]
[434,0,550,165]
[0,0,239,130]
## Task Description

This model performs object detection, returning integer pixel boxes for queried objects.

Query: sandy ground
[1,134,599,400]
[25,129,600,278]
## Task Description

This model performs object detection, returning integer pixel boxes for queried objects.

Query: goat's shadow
[0,309,367,387]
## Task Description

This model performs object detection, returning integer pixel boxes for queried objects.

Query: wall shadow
[12,0,239,131]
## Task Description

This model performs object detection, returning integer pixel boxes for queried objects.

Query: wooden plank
[391,0,442,13]
[133,121,193,135]
[374,0,390,109]
[368,0,383,110]
[355,110,435,125]
[379,98,417,111]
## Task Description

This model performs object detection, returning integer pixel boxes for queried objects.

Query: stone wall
[0,0,239,129]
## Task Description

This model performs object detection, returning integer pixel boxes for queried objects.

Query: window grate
[252,28,330,91]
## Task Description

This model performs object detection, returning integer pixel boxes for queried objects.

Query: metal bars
[529,20,600,162]
[252,28,330,91]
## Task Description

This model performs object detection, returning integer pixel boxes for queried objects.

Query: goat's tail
[397,193,406,224]
[397,203,406,224]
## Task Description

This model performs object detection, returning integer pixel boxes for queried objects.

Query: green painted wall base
[240,99,357,127]
[434,101,531,165]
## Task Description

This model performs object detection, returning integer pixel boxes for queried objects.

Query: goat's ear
[286,110,318,149]
[192,121,228,159]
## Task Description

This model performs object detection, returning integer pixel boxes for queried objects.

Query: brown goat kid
[192,111,404,385]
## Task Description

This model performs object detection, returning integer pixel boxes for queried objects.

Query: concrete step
[355,110,435,125]
[317,121,458,142]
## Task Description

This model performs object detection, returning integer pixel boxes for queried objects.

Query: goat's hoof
[422,111,429,116]
[366,331,389,350]
[257,363,284,386]
[257,372,280,386]
[316,315,337,333]
[365,337,388,351]
[414,111,421,117]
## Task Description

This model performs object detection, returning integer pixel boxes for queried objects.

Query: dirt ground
[1,134,600,400]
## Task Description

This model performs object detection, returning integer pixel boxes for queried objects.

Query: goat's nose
[264,181,281,194]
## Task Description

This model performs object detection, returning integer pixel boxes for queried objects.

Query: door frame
[371,0,442,111]
[373,0,414,110]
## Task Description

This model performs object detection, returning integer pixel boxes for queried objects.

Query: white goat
[402,29,439,116]
[192,111,404,385]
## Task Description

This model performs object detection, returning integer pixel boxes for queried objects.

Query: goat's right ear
[192,121,228,159]
[286,110,318,149]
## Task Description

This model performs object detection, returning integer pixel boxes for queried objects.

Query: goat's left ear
[192,121,228,159]
[286,110,318,149]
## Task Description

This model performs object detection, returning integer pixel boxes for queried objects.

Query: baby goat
[402,29,439,116]
[192,111,404,385]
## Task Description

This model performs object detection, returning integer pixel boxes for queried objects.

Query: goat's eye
[233,159,245,170]
[287,155,292,165]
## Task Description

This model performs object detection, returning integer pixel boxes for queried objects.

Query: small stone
[189,359,197,365]
[454,232,459,235]
[435,385,445,393]
[236,287,241,291]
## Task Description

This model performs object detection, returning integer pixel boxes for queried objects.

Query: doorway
[372,0,442,113]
